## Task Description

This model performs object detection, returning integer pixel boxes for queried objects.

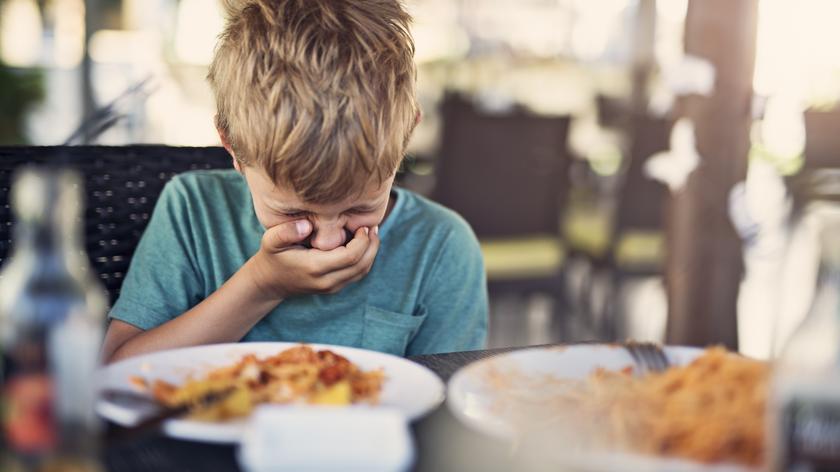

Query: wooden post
[630,0,656,111]
[665,0,758,348]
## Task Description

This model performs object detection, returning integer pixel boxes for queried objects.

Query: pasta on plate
[131,344,385,421]
[484,347,768,467]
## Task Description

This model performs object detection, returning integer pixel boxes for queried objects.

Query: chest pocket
[361,305,427,356]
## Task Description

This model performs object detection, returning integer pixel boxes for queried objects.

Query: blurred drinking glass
[0,168,107,471]
[770,202,840,472]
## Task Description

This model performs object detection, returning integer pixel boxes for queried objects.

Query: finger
[350,225,380,278]
[262,219,312,252]
[308,226,370,274]
[320,226,381,286]
[345,225,373,252]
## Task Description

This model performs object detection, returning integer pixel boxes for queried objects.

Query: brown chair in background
[603,114,673,337]
[788,108,840,207]
[432,93,572,314]
[569,113,673,339]
[803,108,840,170]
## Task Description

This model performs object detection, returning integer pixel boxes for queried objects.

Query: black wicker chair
[0,145,232,305]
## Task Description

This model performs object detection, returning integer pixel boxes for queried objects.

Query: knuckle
[303,260,320,275]
[340,251,358,266]
[260,233,273,250]
[352,246,369,264]
[313,278,333,293]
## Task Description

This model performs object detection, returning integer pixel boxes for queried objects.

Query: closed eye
[345,207,375,215]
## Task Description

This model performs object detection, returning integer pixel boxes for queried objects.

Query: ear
[404,108,422,141]
[215,118,240,171]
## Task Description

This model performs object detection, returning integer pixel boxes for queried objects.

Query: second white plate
[447,343,756,472]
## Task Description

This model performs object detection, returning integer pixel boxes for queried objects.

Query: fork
[623,341,670,375]
[100,387,234,443]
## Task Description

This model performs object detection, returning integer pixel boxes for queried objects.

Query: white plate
[447,344,757,472]
[97,342,444,443]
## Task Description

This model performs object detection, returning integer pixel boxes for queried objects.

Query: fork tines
[624,341,670,375]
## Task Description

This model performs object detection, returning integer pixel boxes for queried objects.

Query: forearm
[107,257,279,362]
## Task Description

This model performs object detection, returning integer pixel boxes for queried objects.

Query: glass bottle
[0,168,108,471]
[770,203,840,472]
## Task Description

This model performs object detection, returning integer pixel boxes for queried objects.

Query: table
[104,345,556,472]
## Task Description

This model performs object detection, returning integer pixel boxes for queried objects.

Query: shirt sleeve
[407,220,489,355]
[108,177,205,330]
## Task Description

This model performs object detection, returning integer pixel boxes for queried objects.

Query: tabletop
[102,344,558,472]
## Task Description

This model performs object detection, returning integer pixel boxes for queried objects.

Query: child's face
[239,165,394,251]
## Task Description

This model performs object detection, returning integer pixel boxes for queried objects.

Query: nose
[309,221,348,251]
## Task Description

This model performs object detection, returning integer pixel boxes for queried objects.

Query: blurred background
[2,0,840,358]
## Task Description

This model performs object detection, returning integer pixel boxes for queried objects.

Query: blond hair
[208,0,418,203]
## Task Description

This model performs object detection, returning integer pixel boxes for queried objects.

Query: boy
[102,0,488,362]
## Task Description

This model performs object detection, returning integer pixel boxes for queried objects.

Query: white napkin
[237,405,414,472]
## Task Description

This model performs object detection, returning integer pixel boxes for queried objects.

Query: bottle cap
[12,167,83,229]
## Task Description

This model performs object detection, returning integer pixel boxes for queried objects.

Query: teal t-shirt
[108,169,488,356]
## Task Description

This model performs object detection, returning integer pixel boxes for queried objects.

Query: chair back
[433,94,572,239]
[0,145,232,304]
[804,109,840,170]
[613,114,673,234]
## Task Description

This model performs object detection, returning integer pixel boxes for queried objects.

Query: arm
[406,223,489,356]
[102,255,282,363]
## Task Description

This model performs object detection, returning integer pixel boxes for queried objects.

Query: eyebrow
[275,203,379,214]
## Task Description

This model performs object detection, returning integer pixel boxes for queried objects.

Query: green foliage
[0,63,44,144]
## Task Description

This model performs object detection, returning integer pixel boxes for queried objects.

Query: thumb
[262,219,312,251]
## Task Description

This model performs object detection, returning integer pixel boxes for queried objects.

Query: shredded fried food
[485,346,768,467]
[144,345,385,421]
